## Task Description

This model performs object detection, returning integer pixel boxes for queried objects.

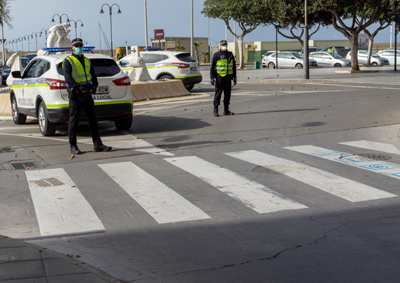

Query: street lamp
[389,12,397,71]
[31,32,41,51]
[40,28,48,46]
[51,13,70,24]
[144,0,148,48]
[303,0,309,79]
[18,36,24,53]
[24,34,31,53]
[100,3,122,58]
[68,19,84,38]
[274,24,282,69]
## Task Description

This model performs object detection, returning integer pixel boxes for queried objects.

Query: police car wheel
[159,75,173,80]
[114,115,133,131]
[185,84,194,91]
[38,102,56,136]
[11,95,26,124]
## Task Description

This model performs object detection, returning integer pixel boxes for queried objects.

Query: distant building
[150,37,208,59]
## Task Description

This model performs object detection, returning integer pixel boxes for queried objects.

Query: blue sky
[4,0,393,51]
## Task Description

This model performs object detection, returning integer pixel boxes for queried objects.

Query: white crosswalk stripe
[339,140,400,155]
[164,156,308,214]
[225,150,396,202]
[98,162,210,224]
[25,168,105,236]
[286,145,400,180]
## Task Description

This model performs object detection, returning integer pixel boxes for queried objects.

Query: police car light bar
[41,46,95,52]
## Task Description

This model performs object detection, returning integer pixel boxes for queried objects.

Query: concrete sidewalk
[0,235,123,282]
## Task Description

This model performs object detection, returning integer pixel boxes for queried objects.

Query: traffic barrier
[130,79,190,102]
[0,88,11,116]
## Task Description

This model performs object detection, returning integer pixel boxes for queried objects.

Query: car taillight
[46,78,68,90]
[113,76,130,86]
[172,63,190,68]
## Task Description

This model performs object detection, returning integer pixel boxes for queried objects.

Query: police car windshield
[57,58,121,77]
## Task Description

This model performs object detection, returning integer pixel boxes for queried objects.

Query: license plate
[190,67,197,72]
[97,86,109,94]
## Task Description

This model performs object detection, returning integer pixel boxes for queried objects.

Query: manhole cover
[0,147,13,153]
[252,165,305,174]
[10,162,37,170]
[355,154,392,161]
[31,178,65,188]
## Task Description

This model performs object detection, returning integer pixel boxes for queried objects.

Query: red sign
[154,29,164,40]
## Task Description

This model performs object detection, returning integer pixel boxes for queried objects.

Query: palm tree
[193,41,203,62]
[202,51,210,63]
[0,0,13,66]
[175,44,186,51]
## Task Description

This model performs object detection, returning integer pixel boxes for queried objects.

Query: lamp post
[275,24,282,69]
[51,13,70,24]
[389,12,397,71]
[18,36,24,53]
[40,28,48,46]
[24,34,31,53]
[303,0,309,79]
[68,19,84,38]
[191,0,194,58]
[100,3,122,58]
[144,0,148,48]
[31,32,40,51]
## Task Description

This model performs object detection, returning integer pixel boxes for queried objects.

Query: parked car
[320,46,345,52]
[1,57,30,85]
[377,49,400,65]
[261,51,276,68]
[301,46,318,54]
[346,50,389,65]
[10,47,132,136]
[265,51,318,69]
[117,51,202,91]
[309,51,351,67]
[25,53,38,61]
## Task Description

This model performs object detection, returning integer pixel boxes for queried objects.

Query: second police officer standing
[210,40,237,117]
[63,38,112,154]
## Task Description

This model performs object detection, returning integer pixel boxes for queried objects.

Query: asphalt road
[2,74,400,282]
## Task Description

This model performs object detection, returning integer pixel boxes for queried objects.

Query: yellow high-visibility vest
[216,56,233,77]
[63,55,92,84]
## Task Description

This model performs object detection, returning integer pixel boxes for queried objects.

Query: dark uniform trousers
[68,92,102,146]
[214,74,233,107]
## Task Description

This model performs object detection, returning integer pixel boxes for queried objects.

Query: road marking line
[339,140,400,155]
[280,90,353,94]
[307,83,400,90]
[99,162,210,224]
[225,150,395,202]
[25,168,105,236]
[165,156,307,213]
[286,145,400,180]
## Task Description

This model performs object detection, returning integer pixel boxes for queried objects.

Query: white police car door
[143,54,164,79]
[20,60,39,109]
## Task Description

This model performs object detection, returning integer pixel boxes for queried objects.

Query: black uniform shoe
[214,106,219,117]
[70,145,82,154]
[223,109,234,115]
[94,144,112,152]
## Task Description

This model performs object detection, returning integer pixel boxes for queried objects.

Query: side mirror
[11,71,21,78]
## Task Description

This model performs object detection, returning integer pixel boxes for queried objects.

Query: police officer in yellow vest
[210,40,237,117]
[63,38,112,154]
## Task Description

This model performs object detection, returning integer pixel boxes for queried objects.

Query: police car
[117,50,202,91]
[10,47,132,136]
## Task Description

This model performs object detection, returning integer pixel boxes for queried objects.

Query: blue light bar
[41,46,96,52]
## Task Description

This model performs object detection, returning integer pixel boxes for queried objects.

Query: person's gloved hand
[211,78,215,86]
[232,78,237,86]
[91,85,97,94]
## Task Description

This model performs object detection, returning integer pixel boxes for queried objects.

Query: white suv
[10,48,133,136]
[118,51,202,91]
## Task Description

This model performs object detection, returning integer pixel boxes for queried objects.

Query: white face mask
[221,46,227,51]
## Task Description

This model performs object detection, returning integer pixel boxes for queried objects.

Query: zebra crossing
[19,140,400,237]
